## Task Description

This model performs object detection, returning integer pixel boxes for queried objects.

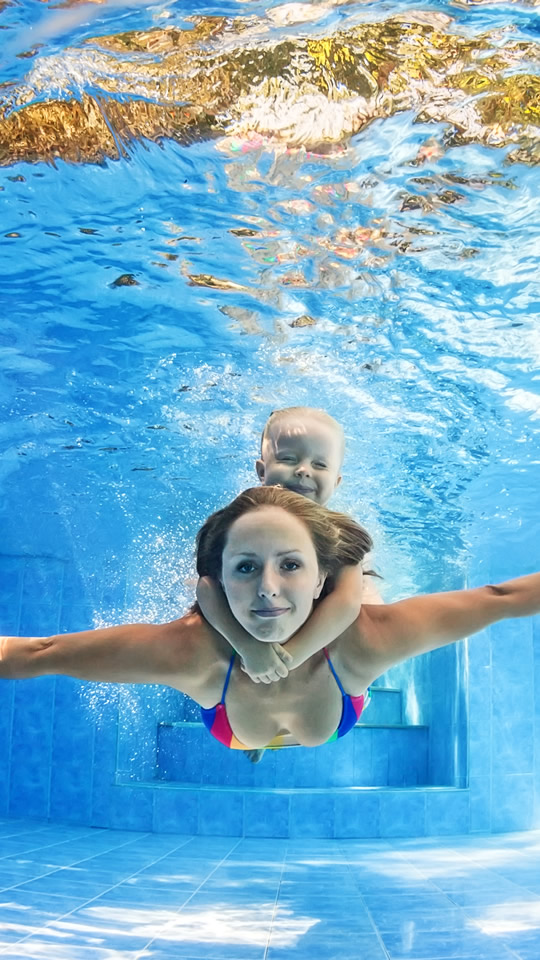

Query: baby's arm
[196,577,292,684]
[284,563,369,670]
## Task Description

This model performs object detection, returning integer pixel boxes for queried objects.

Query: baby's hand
[240,643,293,684]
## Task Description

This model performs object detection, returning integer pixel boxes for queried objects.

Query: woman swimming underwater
[1,486,539,752]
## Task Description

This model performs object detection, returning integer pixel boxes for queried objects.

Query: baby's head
[256,406,345,506]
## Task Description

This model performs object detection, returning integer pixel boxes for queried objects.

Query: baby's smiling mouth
[286,483,315,495]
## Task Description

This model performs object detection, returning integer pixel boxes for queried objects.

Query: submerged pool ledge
[95,781,473,839]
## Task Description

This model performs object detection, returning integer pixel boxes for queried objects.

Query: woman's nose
[258,567,279,598]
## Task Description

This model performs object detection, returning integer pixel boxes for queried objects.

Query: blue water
[1,1,540,956]
[1,1,539,605]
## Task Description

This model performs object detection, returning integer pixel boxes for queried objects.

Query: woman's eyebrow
[230,550,303,558]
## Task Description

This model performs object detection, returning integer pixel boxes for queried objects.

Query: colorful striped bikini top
[200,648,369,750]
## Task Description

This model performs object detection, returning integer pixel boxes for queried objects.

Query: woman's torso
[176,616,373,750]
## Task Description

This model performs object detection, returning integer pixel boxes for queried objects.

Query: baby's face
[256,414,343,506]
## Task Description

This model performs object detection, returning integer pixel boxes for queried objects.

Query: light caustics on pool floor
[1,820,540,959]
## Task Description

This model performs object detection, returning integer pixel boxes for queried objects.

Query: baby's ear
[335,474,342,489]
[255,459,266,482]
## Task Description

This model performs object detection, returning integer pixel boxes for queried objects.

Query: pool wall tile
[2,547,540,837]
[379,790,426,838]
[244,790,290,838]
[425,789,470,836]
[198,789,244,836]
[49,679,94,824]
[490,774,534,833]
[9,677,56,820]
[333,791,380,838]
[107,784,154,831]
[469,776,492,833]
[289,793,334,838]
[153,787,200,834]
[0,681,14,817]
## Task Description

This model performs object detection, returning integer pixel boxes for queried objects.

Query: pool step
[156,685,426,789]
[112,781,469,838]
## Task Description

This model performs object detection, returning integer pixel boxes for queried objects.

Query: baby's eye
[282,560,301,572]
[314,462,327,469]
[277,455,296,462]
[236,561,256,574]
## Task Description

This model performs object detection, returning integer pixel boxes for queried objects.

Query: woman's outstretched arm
[0,613,213,697]
[345,572,540,680]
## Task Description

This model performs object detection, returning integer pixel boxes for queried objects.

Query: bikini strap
[323,647,347,697]
[220,653,236,704]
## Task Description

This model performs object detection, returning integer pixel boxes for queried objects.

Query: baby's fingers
[273,660,289,679]
[272,643,293,664]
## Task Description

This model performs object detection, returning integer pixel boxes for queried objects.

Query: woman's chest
[224,653,348,749]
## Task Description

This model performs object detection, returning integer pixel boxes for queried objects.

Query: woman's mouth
[252,608,290,618]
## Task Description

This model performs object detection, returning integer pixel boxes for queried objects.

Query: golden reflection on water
[0,10,538,167]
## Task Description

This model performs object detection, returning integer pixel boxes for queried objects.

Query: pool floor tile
[0,823,538,959]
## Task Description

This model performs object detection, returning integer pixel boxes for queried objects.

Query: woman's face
[221,506,326,643]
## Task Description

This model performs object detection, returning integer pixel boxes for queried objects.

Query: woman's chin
[248,618,290,643]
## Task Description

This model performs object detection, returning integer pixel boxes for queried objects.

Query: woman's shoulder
[159,611,233,691]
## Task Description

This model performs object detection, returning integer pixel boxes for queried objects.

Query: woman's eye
[236,561,255,574]
[282,560,301,572]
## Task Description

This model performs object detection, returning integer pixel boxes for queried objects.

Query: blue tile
[18,603,61,638]
[198,789,244,836]
[0,941,138,959]
[491,774,534,832]
[425,790,470,836]
[379,928,516,958]
[353,727,373,784]
[9,678,56,820]
[469,727,492,778]
[22,558,65,608]
[364,893,458,915]
[142,934,267,959]
[267,931,386,960]
[273,744,297,788]
[491,930,540,960]
[379,790,426,838]
[333,789,379,838]
[244,790,290,838]
[153,787,200,834]
[49,681,95,825]
[318,736,355,787]
[491,715,534,777]
[106,785,154,832]
[293,745,319,788]
[469,776,491,833]
[289,793,334,839]
[374,905,476,939]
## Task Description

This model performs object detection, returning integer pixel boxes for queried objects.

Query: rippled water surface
[1,0,539,607]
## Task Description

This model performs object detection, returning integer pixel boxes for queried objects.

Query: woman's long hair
[196,486,376,599]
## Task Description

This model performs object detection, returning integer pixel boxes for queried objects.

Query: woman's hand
[240,642,293,684]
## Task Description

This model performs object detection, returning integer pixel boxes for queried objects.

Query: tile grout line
[130,836,247,960]
[0,831,239,955]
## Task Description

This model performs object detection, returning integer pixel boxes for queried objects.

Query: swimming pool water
[1,1,540,955]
